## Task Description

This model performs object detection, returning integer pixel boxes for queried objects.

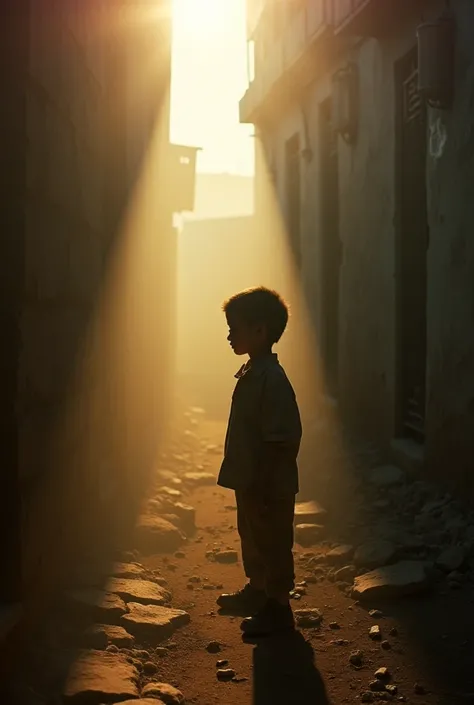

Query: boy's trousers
[235,487,295,599]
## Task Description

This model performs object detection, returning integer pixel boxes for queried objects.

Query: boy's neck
[249,348,273,361]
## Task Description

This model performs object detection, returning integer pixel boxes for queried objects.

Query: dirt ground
[6,417,474,705]
[144,494,474,705]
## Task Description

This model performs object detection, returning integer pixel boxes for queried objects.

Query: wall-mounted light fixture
[332,63,359,144]
[417,12,456,110]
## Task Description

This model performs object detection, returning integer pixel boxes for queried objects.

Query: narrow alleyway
[6,410,474,705]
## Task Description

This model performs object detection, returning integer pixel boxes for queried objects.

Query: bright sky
[171,0,254,175]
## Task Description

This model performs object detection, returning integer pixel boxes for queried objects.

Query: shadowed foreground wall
[0,0,175,622]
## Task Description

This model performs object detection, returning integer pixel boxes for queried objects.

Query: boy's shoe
[216,583,266,613]
[240,599,295,637]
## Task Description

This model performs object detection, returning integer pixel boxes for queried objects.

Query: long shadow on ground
[249,630,330,705]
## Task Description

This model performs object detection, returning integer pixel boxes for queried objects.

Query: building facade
[0,0,195,640]
[240,0,474,494]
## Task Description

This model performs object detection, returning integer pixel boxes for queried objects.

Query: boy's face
[226,314,268,357]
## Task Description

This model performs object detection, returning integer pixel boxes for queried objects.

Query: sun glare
[173,0,232,37]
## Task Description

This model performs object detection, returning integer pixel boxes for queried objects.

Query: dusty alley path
[135,418,474,705]
[6,415,474,705]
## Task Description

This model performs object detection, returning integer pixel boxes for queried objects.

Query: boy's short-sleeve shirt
[217,354,302,494]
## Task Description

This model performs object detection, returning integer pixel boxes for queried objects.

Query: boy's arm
[257,374,302,489]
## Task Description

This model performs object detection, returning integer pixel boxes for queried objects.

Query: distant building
[240,1,474,495]
[177,214,258,417]
[184,172,254,220]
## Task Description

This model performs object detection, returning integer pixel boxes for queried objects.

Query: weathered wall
[424,0,474,494]
[256,0,474,495]
[0,0,29,602]
[0,0,174,610]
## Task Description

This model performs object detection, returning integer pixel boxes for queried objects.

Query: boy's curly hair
[223,286,289,345]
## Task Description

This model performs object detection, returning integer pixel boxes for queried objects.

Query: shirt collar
[234,353,279,379]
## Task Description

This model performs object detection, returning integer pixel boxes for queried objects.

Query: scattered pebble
[369,609,384,618]
[374,667,390,680]
[214,550,239,564]
[414,683,427,695]
[349,650,364,668]
[216,659,228,668]
[369,625,382,640]
[143,661,157,675]
[206,641,221,653]
[217,668,236,681]
[369,679,386,692]
[294,608,323,628]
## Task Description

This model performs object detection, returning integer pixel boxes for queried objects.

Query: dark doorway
[319,99,341,397]
[395,48,429,442]
[285,133,302,269]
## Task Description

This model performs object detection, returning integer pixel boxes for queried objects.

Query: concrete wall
[424,0,474,493]
[0,0,174,610]
[256,0,474,494]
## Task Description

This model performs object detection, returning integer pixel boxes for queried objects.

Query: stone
[375,667,390,680]
[370,465,405,488]
[414,683,426,695]
[217,668,236,681]
[122,603,190,641]
[354,540,397,569]
[294,500,327,525]
[294,608,323,628]
[119,701,165,705]
[361,692,374,703]
[385,684,398,695]
[143,661,158,675]
[157,486,183,499]
[334,565,356,582]
[68,589,127,622]
[352,561,431,601]
[216,659,228,667]
[183,471,215,486]
[436,546,465,572]
[142,682,185,703]
[326,545,354,563]
[349,650,364,668]
[369,679,386,692]
[171,503,196,532]
[135,515,185,554]
[368,609,383,618]
[295,524,325,547]
[369,625,381,640]
[83,624,134,649]
[63,650,139,703]
[206,641,221,653]
[105,578,171,606]
[214,550,238,564]
[112,562,147,579]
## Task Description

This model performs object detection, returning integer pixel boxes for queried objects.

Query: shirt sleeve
[261,370,302,443]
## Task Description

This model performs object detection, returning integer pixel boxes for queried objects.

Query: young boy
[216,286,302,637]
